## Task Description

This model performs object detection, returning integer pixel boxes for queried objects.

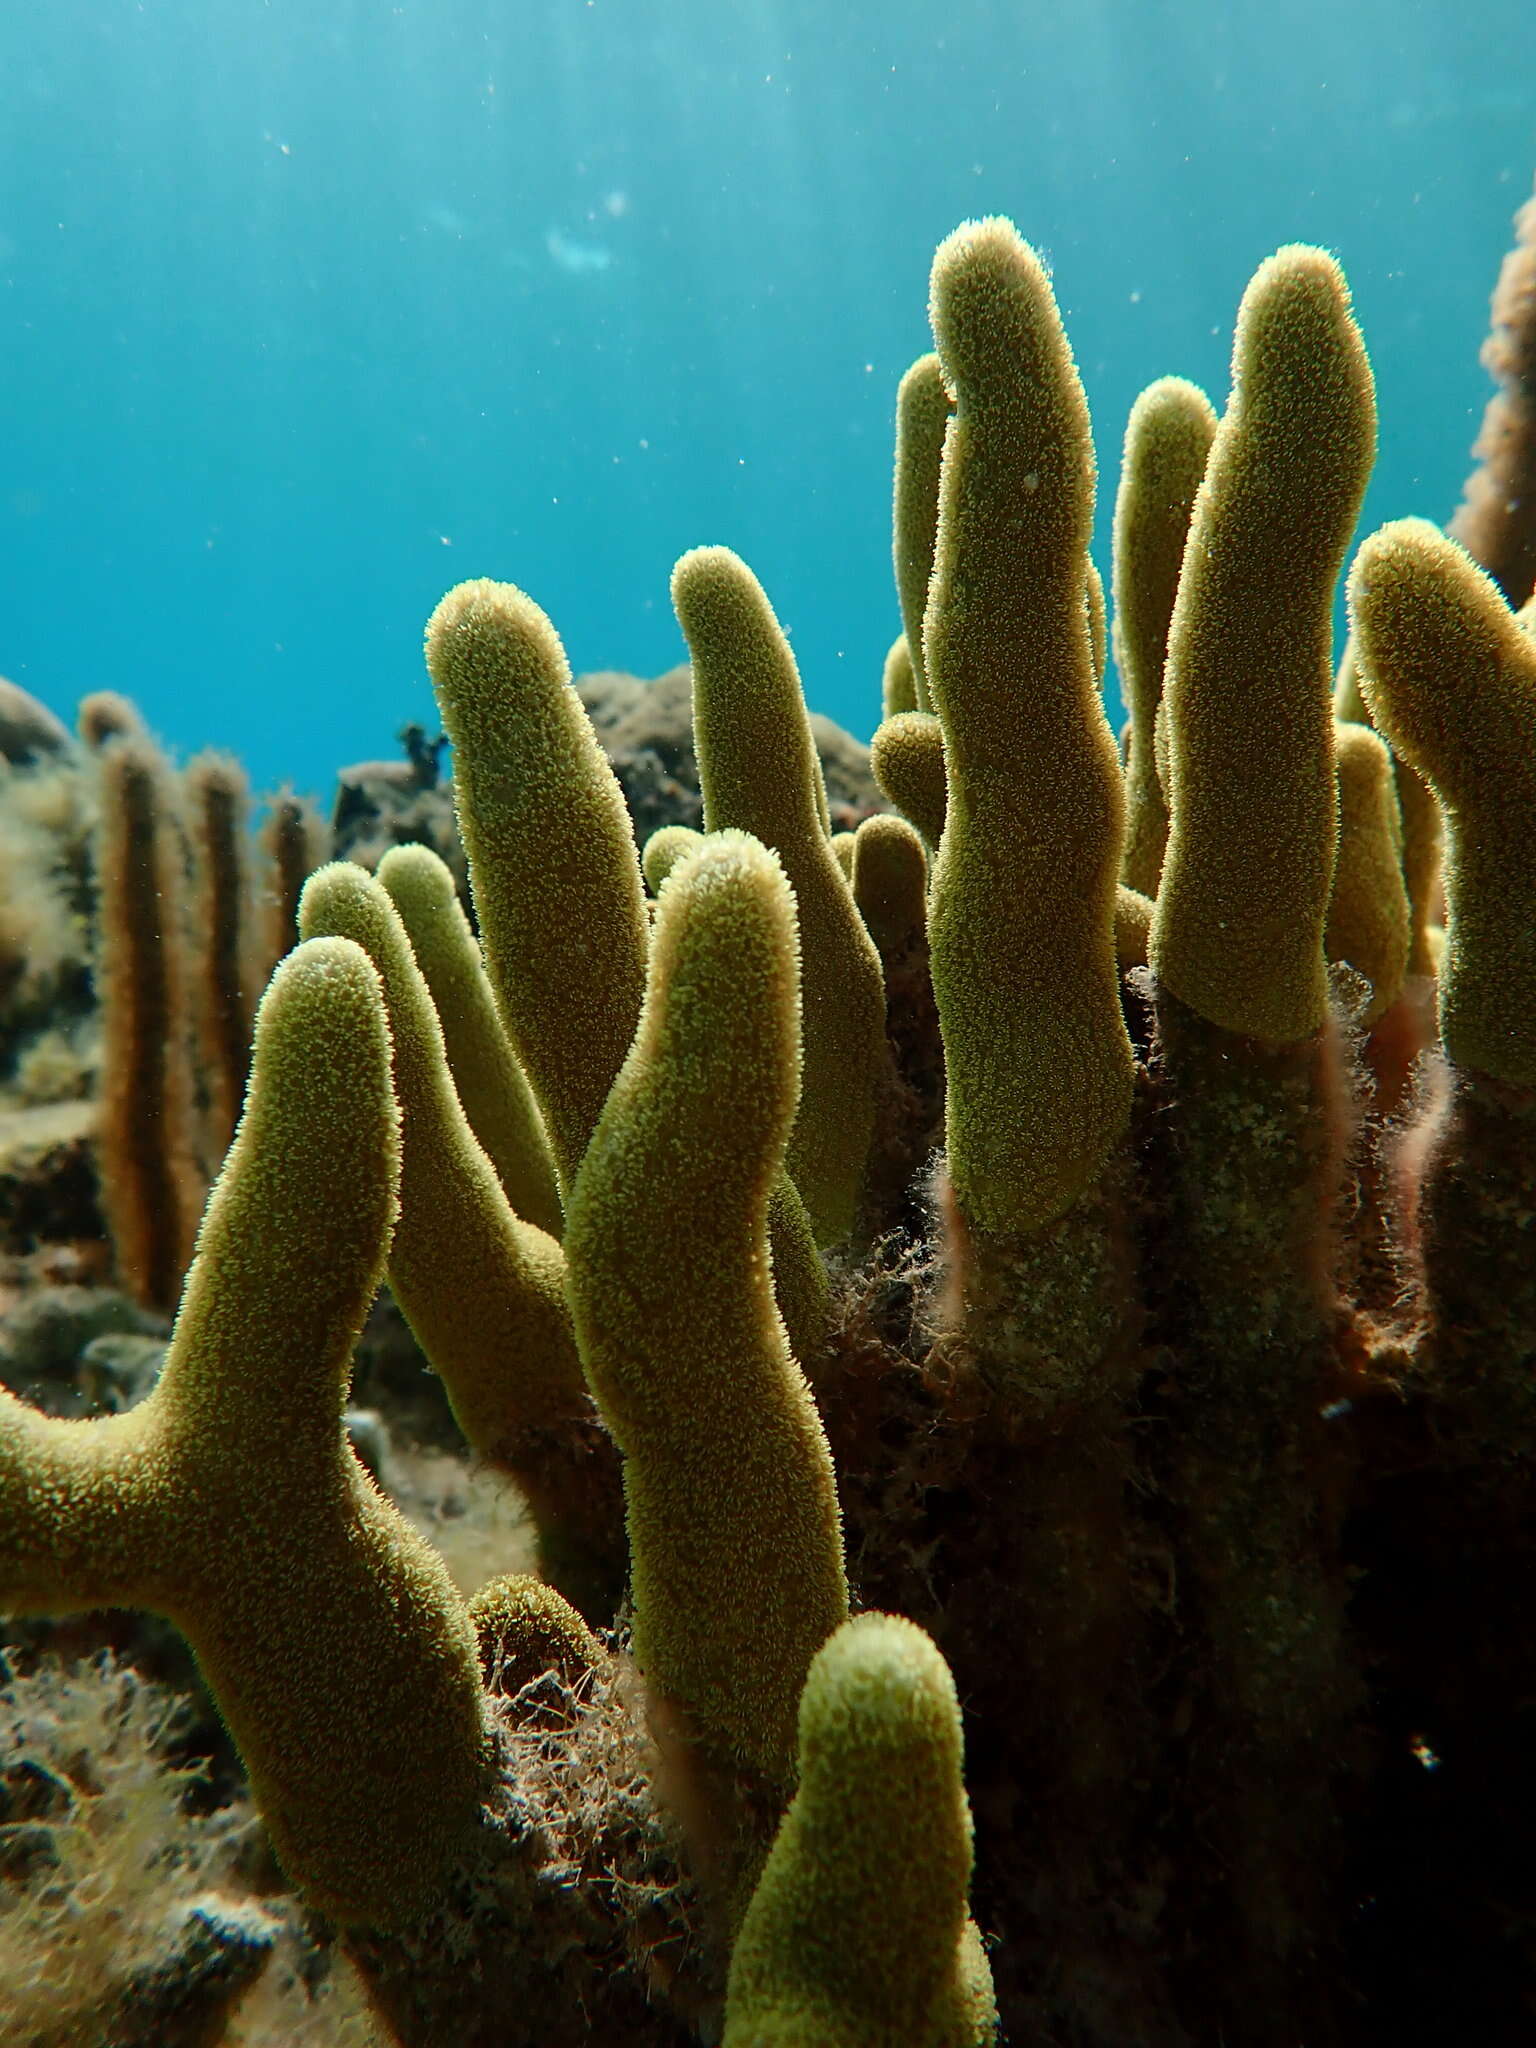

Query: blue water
[0,1,1530,802]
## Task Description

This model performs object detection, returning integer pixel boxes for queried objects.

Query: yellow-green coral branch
[426,578,650,1198]
[1150,246,1377,1041]
[1325,722,1409,1026]
[673,546,887,1246]
[1112,376,1218,897]
[0,939,493,1929]
[642,823,705,896]
[893,353,953,713]
[564,832,848,1793]
[881,634,919,718]
[924,216,1132,1235]
[1334,631,1444,979]
[468,1572,604,1696]
[299,861,620,1613]
[1350,517,1536,1084]
[376,841,563,1240]
[871,710,947,851]
[723,1613,997,2048]
[851,813,928,963]
[1085,555,1108,691]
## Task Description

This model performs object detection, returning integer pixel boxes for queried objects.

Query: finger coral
[672,547,887,1247]
[1324,720,1409,1026]
[297,859,621,1618]
[376,840,563,1240]
[1150,245,1377,1042]
[892,353,953,713]
[183,751,258,1163]
[94,734,204,1309]
[721,1613,996,2048]
[0,939,494,1930]
[924,217,1132,1241]
[1351,517,1536,1085]
[425,578,651,1201]
[1448,174,1536,606]
[6,182,1536,2048]
[565,832,848,1849]
[869,706,946,848]
[1111,376,1217,897]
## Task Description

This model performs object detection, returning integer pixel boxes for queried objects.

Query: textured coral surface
[3,179,1536,2048]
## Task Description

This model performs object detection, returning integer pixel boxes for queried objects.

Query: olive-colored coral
[849,813,927,964]
[468,1571,604,1696]
[1133,257,1376,1987]
[640,822,705,896]
[425,578,650,1200]
[1333,633,1444,981]
[1113,883,1153,969]
[0,938,494,1929]
[376,840,563,1240]
[1150,246,1377,1042]
[924,216,1132,1237]
[298,859,619,1615]
[869,708,946,850]
[1448,175,1536,606]
[672,546,887,1247]
[1085,555,1107,690]
[94,735,203,1310]
[1111,376,1217,897]
[880,634,919,719]
[849,813,944,1235]
[1324,721,1409,1025]
[892,353,953,714]
[7,180,1536,2048]
[722,1614,996,2048]
[564,832,848,1801]
[1350,517,1536,1084]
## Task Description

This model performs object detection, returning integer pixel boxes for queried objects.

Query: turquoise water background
[0,1,1530,800]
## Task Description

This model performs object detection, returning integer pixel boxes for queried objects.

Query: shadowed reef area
[1,175,1536,2047]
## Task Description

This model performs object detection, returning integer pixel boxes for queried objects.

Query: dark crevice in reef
[819,978,1536,2048]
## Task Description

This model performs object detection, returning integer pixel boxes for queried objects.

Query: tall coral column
[1146,244,1376,2022]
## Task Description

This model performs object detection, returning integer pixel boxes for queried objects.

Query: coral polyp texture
[5,180,1536,2048]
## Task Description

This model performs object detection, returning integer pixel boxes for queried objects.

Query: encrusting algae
[2,172,1536,2047]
